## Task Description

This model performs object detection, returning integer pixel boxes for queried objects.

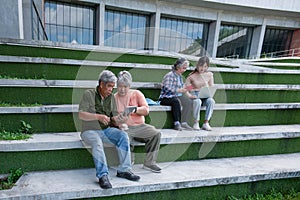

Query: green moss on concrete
[212,109,300,127]
[0,113,77,133]
[253,64,300,70]
[0,44,176,64]
[0,147,122,174]
[0,63,171,82]
[0,87,86,105]
[1,86,299,105]
[0,63,81,80]
[2,86,300,106]
[0,108,299,133]
[203,138,300,160]
[146,109,300,129]
[93,178,300,200]
[131,138,300,165]
[219,90,300,103]
[0,149,93,174]
[2,137,300,173]
[215,72,300,84]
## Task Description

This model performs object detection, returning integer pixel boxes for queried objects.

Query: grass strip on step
[0,120,33,140]
[0,130,32,140]
[227,188,300,200]
[0,168,24,190]
[0,101,42,107]
[0,75,46,80]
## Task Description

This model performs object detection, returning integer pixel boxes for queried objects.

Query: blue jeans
[80,128,132,178]
[193,97,215,121]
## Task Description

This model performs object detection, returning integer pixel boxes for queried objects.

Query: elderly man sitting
[78,70,140,189]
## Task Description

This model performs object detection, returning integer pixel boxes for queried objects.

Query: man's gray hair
[98,70,117,84]
[117,71,132,86]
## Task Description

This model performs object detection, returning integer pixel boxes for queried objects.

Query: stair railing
[261,47,300,58]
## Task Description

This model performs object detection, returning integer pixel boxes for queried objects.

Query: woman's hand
[111,113,129,126]
[186,92,197,99]
[177,87,188,93]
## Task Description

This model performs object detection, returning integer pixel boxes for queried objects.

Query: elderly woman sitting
[114,70,162,173]
[159,58,194,131]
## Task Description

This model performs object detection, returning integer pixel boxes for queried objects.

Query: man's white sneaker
[202,123,212,131]
[193,123,200,130]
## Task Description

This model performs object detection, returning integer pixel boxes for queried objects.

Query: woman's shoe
[193,123,200,130]
[202,123,212,131]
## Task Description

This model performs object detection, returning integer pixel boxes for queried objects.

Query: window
[44,1,96,45]
[159,17,209,56]
[261,28,293,56]
[104,9,149,49]
[217,24,253,59]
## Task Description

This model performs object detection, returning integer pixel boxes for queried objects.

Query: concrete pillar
[22,0,34,40]
[18,0,24,39]
[97,1,105,46]
[249,18,267,59]
[207,11,222,58]
[148,1,161,51]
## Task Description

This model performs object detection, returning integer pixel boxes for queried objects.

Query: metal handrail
[261,48,300,58]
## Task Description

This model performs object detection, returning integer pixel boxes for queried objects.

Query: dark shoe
[117,170,140,181]
[174,123,182,131]
[99,175,112,189]
[143,164,162,173]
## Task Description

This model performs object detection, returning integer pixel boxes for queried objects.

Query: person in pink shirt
[114,71,162,173]
[185,56,215,131]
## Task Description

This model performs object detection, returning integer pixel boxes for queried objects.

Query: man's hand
[97,114,111,126]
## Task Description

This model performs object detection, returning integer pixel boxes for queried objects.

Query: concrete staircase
[0,39,300,199]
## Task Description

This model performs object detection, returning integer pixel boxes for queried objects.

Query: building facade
[1,0,300,59]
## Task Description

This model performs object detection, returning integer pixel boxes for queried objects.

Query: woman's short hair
[98,70,117,84]
[117,70,132,86]
[173,57,189,70]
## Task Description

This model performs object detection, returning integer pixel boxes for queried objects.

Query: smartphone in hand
[185,85,194,91]
[122,106,137,116]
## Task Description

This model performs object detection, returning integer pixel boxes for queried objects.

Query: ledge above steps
[0,103,299,114]
[1,125,299,152]
[1,79,300,90]
[1,153,300,200]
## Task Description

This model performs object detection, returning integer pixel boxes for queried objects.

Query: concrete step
[1,153,300,199]
[1,125,299,152]
[1,103,300,114]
